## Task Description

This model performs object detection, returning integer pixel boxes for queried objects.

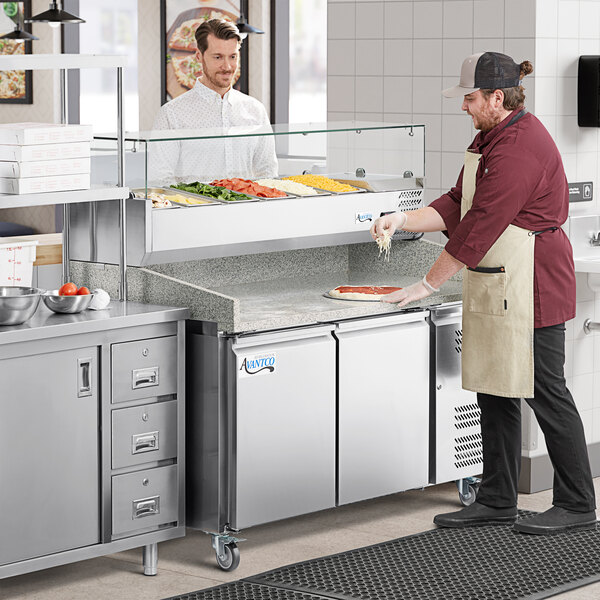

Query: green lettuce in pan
[171,182,252,201]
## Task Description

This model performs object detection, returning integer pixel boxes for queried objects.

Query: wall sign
[0,1,33,105]
[569,181,593,202]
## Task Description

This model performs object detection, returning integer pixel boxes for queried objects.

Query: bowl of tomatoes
[42,282,93,314]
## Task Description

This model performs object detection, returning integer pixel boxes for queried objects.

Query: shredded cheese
[376,230,392,261]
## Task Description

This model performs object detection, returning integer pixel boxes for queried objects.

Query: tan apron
[461,150,535,398]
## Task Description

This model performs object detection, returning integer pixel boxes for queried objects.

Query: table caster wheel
[216,542,240,571]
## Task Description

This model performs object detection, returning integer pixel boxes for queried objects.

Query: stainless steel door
[429,304,482,483]
[0,348,99,565]
[336,312,430,505]
[230,325,336,529]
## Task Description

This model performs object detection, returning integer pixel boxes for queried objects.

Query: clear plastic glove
[370,212,407,241]
[381,279,432,307]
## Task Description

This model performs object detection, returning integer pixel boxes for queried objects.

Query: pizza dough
[328,285,402,300]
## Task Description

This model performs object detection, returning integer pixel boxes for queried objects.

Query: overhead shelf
[0,54,127,71]
[0,185,129,209]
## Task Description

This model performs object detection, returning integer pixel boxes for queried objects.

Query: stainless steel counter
[0,301,188,346]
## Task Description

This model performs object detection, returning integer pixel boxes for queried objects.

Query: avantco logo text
[239,352,276,377]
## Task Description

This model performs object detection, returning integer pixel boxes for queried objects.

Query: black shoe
[513,506,597,535]
[433,501,517,528]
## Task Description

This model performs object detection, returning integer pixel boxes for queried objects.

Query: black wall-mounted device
[578,55,600,127]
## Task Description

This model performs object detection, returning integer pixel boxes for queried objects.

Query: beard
[202,63,234,91]
[470,103,506,132]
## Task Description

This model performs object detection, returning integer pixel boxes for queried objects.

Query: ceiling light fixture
[25,1,85,28]
[235,12,264,36]
[0,25,39,40]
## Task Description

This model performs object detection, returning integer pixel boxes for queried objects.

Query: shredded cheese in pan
[376,230,392,261]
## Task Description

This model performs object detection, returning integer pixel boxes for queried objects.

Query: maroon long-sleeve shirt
[430,109,575,328]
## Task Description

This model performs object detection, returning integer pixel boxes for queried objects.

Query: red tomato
[59,282,78,296]
[76,286,90,295]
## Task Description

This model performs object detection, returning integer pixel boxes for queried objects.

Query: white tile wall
[384,40,413,76]
[442,1,474,39]
[383,2,413,39]
[356,39,383,76]
[327,0,600,446]
[355,2,384,39]
[473,1,505,38]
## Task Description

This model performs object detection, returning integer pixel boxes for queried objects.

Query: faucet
[590,231,600,246]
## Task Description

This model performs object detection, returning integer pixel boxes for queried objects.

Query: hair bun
[519,60,534,78]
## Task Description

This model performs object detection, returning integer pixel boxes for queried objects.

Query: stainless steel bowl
[43,292,93,314]
[0,286,43,325]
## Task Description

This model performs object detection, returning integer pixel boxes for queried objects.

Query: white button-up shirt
[149,80,278,186]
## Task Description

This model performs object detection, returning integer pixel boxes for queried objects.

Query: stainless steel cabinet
[0,311,187,581]
[230,326,336,529]
[335,312,430,505]
[0,347,99,566]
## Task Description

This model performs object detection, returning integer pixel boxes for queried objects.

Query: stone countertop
[210,272,462,333]
[72,240,463,334]
[0,300,188,346]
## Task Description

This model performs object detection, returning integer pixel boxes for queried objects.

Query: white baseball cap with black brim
[442,52,522,98]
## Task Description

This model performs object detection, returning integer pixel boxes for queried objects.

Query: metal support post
[117,66,127,301]
[60,67,70,284]
[142,543,158,576]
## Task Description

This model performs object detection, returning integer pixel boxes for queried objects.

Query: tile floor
[2,478,600,600]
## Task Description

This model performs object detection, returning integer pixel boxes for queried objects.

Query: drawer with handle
[112,464,178,536]
[112,400,177,469]
[111,336,177,403]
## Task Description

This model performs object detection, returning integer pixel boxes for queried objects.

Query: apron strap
[529,226,559,236]
[506,108,527,129]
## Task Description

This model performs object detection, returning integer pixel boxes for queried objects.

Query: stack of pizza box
[0,122,93,194]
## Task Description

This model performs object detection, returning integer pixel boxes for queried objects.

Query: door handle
[131,366,159,390]
[131,431,159,454]
[132,496,160,519]
[78,357,92,397]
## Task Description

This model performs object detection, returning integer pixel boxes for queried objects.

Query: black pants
[475,323,596,512]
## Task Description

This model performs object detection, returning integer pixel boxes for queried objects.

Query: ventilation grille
[394,189,423,240]
[454,432,483,469]
[454,403,481,430]
[454,329,462,354]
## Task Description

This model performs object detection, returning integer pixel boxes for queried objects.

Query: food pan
[132,187,221,208]
[171,183,260,204]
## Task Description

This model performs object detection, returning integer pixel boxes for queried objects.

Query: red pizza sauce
[335,286,402,295]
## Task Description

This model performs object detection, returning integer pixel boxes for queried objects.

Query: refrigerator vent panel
[454,329,462,353]
[394,189,424,240]
[453,404,481,430]
[454,431,483,468]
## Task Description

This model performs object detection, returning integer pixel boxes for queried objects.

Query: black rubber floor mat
[247,510,600,600]
[163,581,332,600]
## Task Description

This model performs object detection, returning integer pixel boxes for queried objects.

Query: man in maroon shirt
[372,52,596,534]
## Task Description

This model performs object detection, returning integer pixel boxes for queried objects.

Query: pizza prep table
[72,241,477,571]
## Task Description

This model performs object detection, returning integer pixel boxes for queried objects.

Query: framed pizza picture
[0,1,33,104]
[160,0,249,104]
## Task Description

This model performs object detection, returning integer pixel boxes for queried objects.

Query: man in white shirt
[151,19,278,185]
